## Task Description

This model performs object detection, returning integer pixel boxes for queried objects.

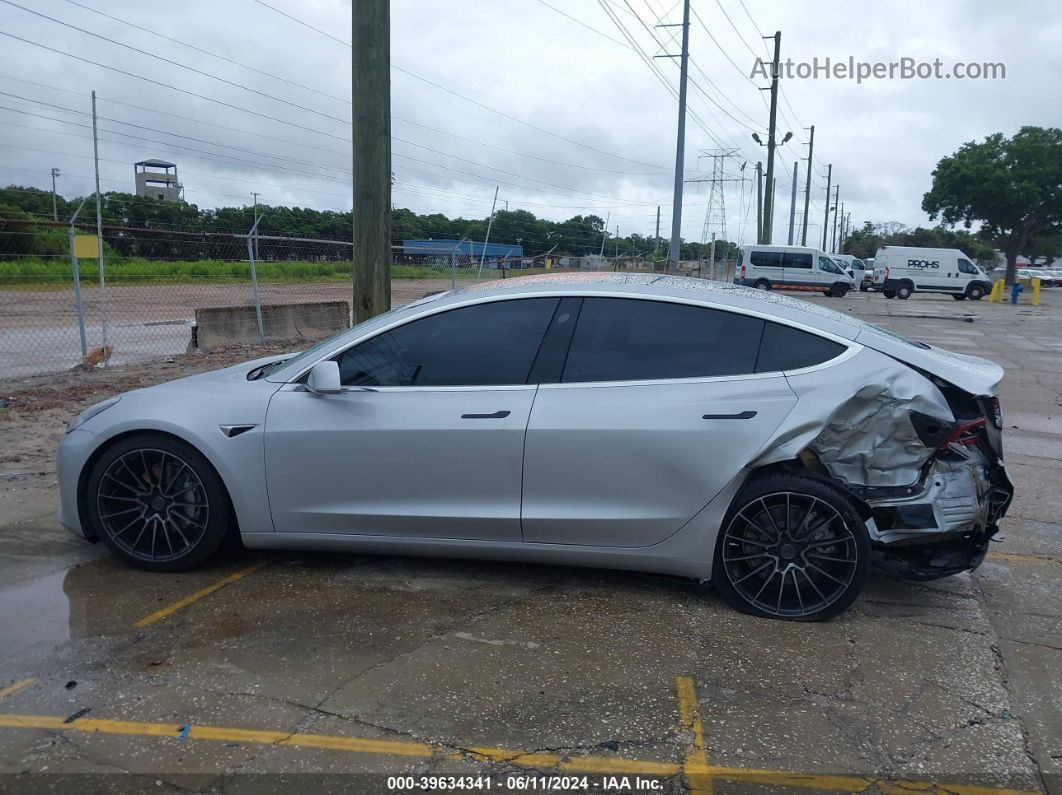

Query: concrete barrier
[193,301,349,351]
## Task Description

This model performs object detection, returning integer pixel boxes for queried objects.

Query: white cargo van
[735,245,855,297]
[832,254,873,291]
[871,246,992,300]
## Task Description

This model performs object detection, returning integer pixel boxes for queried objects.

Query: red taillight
[941,417,987,448]
[989,396,1003,429]
[740,264,746,280]
[884,266,890,281]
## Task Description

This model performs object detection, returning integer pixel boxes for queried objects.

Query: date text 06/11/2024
[385,775,665,791]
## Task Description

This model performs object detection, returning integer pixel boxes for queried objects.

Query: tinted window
[851,259,866,270]
[957,258,977,274]
[756,322,846,373]
[782,252,812,269]
[562,298,764,382]
[750,250,782,268]
[335,298,558,386]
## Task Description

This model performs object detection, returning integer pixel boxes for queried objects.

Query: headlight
[67,397,120,432]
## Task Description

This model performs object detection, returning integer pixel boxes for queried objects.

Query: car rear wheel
[86,434,231,572]
[753,279,770,290]
[712,475,870,621]
[896,283,913,300]
[883,290,896,299]
[859,284,869,292]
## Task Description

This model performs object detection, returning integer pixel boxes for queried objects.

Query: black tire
[883,291,896,299]
[967,284,985,300]
[952,294,967,301]
[712,475,870,621]
[896,282,913,300]
[85,433,232,572]
[859,284,869,292]
[753,279,771,291]
[830,283,849,298]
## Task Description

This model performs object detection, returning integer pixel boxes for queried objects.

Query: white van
[735,245,856,297]
[871,246,992,300]
[832,254,873,292]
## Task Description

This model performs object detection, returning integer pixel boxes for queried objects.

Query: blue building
[402,240,524,261]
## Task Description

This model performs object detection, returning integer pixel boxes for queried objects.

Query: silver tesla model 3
[56,274,1013,620]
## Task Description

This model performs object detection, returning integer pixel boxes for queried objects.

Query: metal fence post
[68,198,89,356]
[246,218,266,344]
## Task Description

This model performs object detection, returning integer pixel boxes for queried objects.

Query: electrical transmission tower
[686,149,740,275]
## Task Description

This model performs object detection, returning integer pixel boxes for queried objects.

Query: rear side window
[335,298,558,386]
[562,298,764,382]
[755,322,846,373]
[782,252,812,269]
[750,250,782,268]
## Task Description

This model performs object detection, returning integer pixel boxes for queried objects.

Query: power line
[57,0,350,104]
[533,0,634,48]
[0,0,349,124]
[0,30,351,141]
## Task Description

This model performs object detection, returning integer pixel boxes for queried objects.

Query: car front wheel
[86,433,232,572]
[712,475,870,621]
[967,284,985,300]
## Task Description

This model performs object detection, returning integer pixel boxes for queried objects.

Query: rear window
[750,250,782,268]
[755,322,847,372]
[562,298,764,382]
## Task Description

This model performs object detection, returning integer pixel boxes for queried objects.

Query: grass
[0,258,587,287]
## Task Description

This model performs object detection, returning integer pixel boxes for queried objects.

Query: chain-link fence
[0,216,737,378]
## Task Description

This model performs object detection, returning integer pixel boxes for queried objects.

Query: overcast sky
[1,0,1059,249]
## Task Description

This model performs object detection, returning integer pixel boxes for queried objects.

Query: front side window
[335,298,558,386]
[957,258,977,274]
[819,256,841,274]
[782,252,813,269]
[562,298,764,383]
[851,259,866,270]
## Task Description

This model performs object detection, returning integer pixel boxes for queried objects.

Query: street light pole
[50,167,61,222]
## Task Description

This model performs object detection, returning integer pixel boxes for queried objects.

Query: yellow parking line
[0,711,1040,794]
[133,559,271,628]
[0,678,35,702]
[676,676,711,794]
[990,551,1060,566]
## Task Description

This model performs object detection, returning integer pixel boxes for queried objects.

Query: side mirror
[307,361,342,395]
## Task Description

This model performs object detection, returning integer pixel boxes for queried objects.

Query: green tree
[922,127,1062,283]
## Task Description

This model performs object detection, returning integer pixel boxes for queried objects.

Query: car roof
[398,273,877,342]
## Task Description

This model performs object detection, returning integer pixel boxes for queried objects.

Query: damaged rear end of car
[756,322,1013,582]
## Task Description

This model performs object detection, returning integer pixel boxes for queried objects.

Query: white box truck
[871,246,992,300]
[734,244,856,297]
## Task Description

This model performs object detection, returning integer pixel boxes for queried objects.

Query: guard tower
[134,159,183,202]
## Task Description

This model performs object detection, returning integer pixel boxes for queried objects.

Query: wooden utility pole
[352,0,391,323]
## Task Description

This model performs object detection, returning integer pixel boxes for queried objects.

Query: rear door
[521,297,800,547]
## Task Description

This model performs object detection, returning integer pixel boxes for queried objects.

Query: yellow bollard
[988,278,1005,303]
[1032,277,1040,306]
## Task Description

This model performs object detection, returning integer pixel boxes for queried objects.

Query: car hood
[853,328,1003,395]
[140,353,290,394]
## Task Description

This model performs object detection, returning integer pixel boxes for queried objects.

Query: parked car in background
[735,244,855,297]
[872,246,993,300]
[57,274,1013,621]
[833,254,873,292]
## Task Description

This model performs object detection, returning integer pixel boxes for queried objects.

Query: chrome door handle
[461,411,511,419]
[702,411,757,420]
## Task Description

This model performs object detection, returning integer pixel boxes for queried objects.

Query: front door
[264,297,559,541]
